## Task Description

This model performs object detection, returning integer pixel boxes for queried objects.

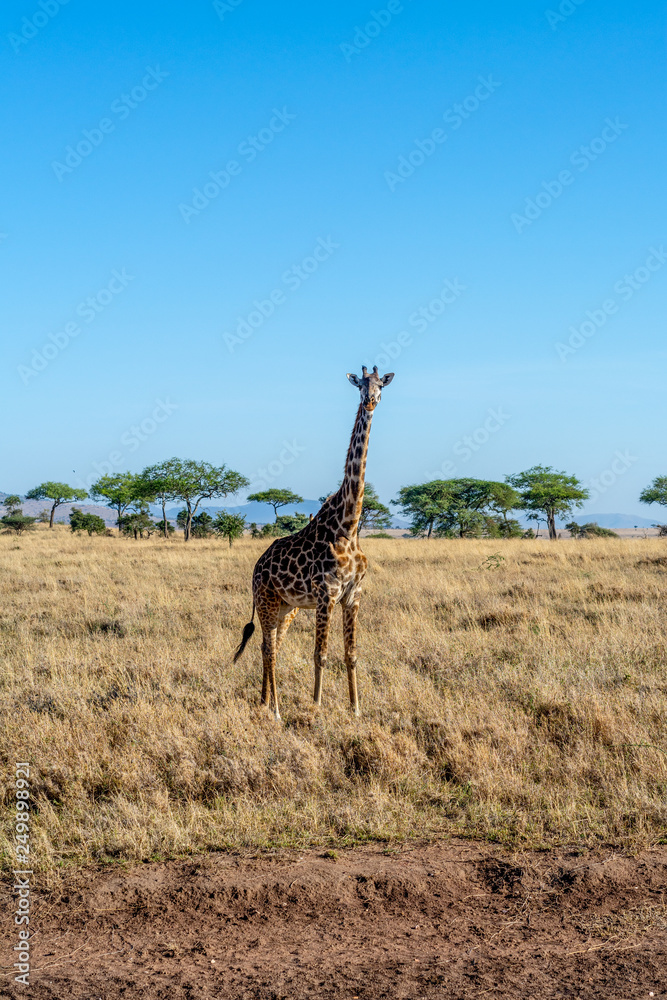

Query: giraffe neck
[338,402,373,534]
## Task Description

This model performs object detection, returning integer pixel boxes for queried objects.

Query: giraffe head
[346,366,394,412]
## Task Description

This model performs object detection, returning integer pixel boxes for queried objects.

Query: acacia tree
[506,465,589,541]
[89,472,153,533]
[213,512,246,547]
[165,459,249,541]
[435,479,520,538]
[247,488,304,522]
[25,481,88,528]
[639,476,667,512]
[391,479,519,538]
[318,481,392,531]
[391,481,450,538]
[140,459,181,539]
[358,483,392,530]
[119,503,155,540]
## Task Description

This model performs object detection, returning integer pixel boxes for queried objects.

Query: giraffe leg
[260,626,281,720]
[343,598,361,716]
[276,606,299,652]
[313,594,334,707]
[257,597,281,721]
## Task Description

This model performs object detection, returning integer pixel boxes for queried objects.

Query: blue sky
[2,0,665,516]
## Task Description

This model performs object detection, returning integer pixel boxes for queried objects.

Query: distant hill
[563,513,659,529]
[164,498,410,529]
[164,499,322,524]
[0,495,119,526]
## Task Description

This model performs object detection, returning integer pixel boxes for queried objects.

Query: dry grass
[1,527,667,872]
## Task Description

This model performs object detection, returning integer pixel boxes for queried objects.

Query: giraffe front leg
[343,598,361,717]
[313,594,334,707]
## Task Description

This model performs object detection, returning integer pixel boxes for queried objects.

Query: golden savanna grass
[1,527,666,872]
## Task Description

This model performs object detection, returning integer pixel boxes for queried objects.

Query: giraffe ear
[347,373,362,387]
[381,372,395,386]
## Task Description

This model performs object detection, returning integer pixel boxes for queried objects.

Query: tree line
[3,462,667,541]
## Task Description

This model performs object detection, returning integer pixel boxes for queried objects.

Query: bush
[118,505,155,539]
[70,508,107,536]
[566,521,618,539]
[1,512,37,534]
[154,519,175,536]
[191,512,214,538]
[212,512,246,547]
[261,513,310,537]
[1,496,36,534]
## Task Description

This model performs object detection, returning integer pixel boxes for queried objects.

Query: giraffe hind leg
[257,597,281,720]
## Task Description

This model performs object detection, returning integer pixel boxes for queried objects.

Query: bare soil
[2,841,667,999]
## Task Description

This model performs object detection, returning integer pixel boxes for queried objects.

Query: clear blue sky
[2,0,665,516]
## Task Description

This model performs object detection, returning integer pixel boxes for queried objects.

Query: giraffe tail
[233,603,256,662]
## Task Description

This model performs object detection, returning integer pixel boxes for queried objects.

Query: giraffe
[233,366,394,720]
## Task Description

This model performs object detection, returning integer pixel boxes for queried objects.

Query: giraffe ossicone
[233,366,395,720]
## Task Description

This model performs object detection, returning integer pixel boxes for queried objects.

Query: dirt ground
[2,841,666,999]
